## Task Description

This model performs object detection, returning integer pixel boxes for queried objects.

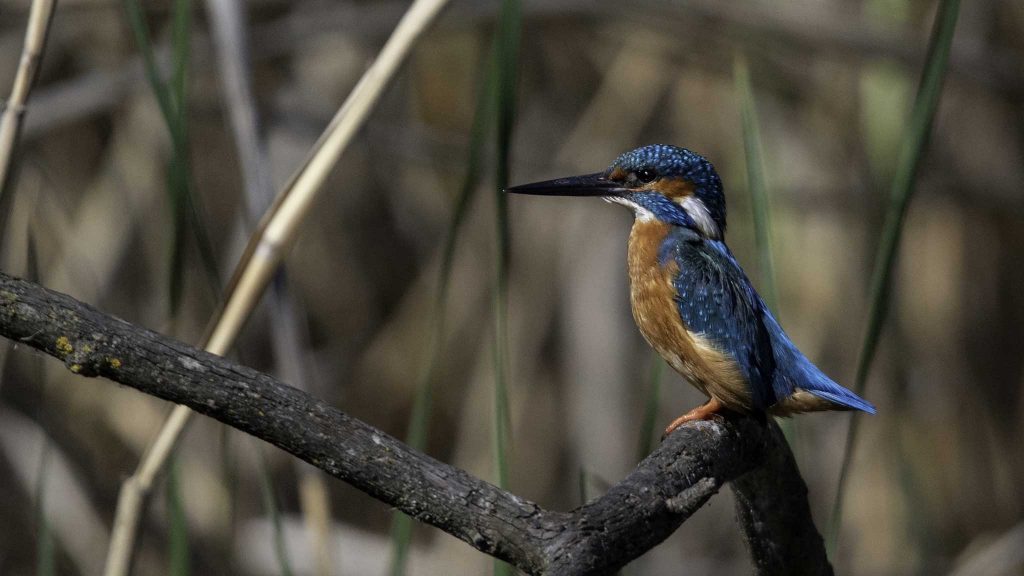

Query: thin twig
[102,1,452,574]
[0,0,56,196]
[0,270,833,575]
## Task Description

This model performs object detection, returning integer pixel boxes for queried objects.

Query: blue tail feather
[805,388,877,414]
[790,358,877,414]
[761,309,877,414]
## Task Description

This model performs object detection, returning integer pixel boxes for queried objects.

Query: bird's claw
[660,398,725,441]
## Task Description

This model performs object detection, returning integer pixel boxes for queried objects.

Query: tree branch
[733,424,834,574]
[0,271,832,575]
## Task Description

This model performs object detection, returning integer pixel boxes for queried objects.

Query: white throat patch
[604,194,721,238]
[604,196,655,222]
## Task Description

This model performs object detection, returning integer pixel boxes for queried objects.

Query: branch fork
[0,272,832,575]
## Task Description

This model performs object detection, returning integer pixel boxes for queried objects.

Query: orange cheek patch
[608,167,627,181]
[642,178,694,200]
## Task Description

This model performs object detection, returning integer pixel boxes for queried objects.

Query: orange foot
[662,397,725,439]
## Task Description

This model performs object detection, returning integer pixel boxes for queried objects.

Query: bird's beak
[505,172,626,197]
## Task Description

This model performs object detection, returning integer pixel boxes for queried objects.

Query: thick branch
[0,272,831,575]
[733,425,834,575]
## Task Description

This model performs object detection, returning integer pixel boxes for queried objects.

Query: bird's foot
[662,398,725,440]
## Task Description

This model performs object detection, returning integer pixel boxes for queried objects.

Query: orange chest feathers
[626,221,753,411]
[627,221,682,356]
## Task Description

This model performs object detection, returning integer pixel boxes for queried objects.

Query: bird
[507,144,875,437]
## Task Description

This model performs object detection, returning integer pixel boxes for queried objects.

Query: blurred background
[1,0,1022,574]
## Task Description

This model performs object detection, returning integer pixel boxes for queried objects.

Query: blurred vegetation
[1,0,1023,575]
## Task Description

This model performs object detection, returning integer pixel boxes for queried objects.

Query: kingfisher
[508,144,875,436]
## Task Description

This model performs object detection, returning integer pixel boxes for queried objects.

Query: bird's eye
[636,168,657,183]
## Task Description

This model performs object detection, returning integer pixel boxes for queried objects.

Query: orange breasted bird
[508,144,876,436]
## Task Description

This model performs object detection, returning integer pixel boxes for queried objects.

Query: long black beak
[505,172,626,197]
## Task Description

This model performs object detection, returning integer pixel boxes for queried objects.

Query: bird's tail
[788,355,876,414]
[762,311,877,414]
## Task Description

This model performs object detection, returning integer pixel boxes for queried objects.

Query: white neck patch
[679,196,720,239]
[604,193,721,237]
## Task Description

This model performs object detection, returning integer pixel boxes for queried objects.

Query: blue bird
[508,144,875,436]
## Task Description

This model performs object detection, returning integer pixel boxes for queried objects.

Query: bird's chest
[626,223,754,409]
[627,222,698,379]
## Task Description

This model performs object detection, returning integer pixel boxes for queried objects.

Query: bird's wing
[668,229,877,414]
[666,230,779,410]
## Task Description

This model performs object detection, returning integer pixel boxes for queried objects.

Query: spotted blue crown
[610,144,727,233]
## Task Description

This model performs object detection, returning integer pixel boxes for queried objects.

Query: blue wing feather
[664,230,777,410]
[663,229,875,414]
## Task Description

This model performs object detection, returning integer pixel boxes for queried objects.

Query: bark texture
[0,272,832,575]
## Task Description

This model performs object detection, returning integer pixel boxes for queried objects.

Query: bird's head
[507,144,726,239]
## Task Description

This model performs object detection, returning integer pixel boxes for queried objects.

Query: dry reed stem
[102,1,452,574]
[0,0,56,192]
[298,474,334,576]
[206,1,336,569]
